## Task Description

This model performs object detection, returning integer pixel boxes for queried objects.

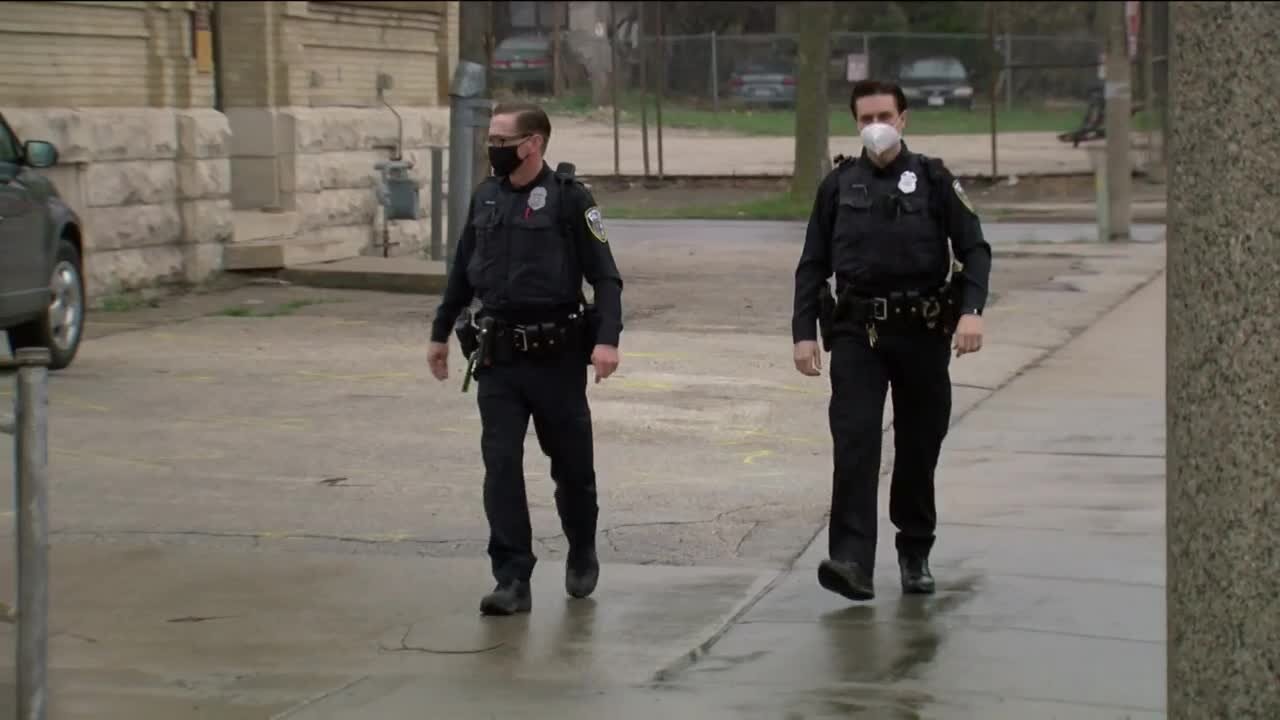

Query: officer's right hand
[793,341,821,376]
[428,341,449,381]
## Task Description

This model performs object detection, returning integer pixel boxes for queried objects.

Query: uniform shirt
[431,162,624,346]
[791,143,992,344]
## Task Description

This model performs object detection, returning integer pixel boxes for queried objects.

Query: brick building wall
[0,0,455,301]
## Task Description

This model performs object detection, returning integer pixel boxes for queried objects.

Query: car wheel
[7,236,86,370]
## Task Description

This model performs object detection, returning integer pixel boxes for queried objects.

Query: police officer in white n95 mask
[791,79,992,602]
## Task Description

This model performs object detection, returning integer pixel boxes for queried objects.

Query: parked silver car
[0,113,86,370]
[897,56,975,111]
[729,61,797,108]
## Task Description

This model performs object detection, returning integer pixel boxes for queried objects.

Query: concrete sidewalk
[277,275,1169,717]
[651,274,1168,718]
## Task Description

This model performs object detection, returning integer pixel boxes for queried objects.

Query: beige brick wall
[0,1,214,109]
[290,1,445,108]
[217,1,277,108]
[1,1,150,107]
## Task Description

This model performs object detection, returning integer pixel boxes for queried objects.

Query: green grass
[97,293,159,312]
[609,193,814,221]
[541,92,1160,138]
[214,298,341,318]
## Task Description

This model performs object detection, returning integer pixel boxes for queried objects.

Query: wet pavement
[277,274,1168,719]
[0,220,1166,718]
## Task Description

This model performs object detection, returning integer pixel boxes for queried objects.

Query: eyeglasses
[487,134,531,147]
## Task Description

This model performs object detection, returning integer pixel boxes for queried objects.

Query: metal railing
[4,347,51,720]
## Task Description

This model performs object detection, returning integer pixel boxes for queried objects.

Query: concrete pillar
[1167,3,1280,719]
[216,0,296,211]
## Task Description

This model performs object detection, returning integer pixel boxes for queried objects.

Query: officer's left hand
[953,314,984,357]
[591,345,620,383]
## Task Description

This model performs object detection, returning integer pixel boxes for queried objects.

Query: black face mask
[488,145,522,177]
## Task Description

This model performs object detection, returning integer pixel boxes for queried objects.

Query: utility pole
[1104,0,1132,241]
[459,0,493,190]
[987,2,999,180]
[551,1,563,97]
[1141,0,1158,176]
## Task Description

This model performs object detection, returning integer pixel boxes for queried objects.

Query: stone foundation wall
[4,108,232,302]
[283,106,451,258]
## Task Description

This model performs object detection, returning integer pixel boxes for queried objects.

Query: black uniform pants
[475,352,598,585]
[827,328,952,573]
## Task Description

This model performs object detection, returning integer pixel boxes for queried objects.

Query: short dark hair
[493,101,552,148]
[849,80,908,116]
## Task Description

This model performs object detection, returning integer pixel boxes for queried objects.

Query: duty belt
[833,285,957,347]
[488,313,586,361]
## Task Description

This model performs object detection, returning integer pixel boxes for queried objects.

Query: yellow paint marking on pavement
[614,378,674,391]
[623,352,687,360]
[177,415,312,431]
[742,449,774,465]
[0,387,108,413]
[177,375,217,382]
[54,447,227,468]
[719,428,821,447]
[296,371,413,382]
[59,396,111,412]
[778,383,827,396]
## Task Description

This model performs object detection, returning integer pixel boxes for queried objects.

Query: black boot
[899,555,935,595]
[480,579,532,616]
[565,547,599,599]
[817,558,875,601]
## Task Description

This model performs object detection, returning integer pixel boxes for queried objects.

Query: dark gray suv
[0,113,86,370]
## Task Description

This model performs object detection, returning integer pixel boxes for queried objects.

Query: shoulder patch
[585,205,607,243]
[952,178,977,216]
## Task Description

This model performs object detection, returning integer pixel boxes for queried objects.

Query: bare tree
[791,2,834,201]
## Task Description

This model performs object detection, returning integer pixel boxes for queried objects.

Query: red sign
[1126,1,1141,60]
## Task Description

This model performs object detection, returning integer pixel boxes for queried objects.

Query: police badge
[528,186,547,212]
[898,170,917,194]
[585,206,607,242]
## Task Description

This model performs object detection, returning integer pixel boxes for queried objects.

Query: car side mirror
[23,140,58,169]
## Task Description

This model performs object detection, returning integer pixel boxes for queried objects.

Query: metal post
[1003,32,1013,112]
[1142,0,1157,173]
[639,11,650,180]
[655,3,664,180]
[987,3,999,180]
[710,31,719,114]
[430,146,444,261]
[1104,0,1132,241]
[610,3,620,176]
[447,61,488,274]
[14,346,51,720]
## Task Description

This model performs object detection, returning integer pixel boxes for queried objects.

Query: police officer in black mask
[428,102,624,616]
[791,79,992,602]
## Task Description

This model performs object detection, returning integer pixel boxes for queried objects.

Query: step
[223,233,367,271]
[230,209,300,242]
[278,256,449,295]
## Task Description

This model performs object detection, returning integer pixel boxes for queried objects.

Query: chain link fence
[489,27,1166,178]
